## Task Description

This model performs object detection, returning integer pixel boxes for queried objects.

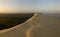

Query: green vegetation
[0,13,34,30]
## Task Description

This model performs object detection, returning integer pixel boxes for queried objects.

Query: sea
[40,13,60,18]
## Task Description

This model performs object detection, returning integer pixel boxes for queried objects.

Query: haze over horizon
[0,0,60,13]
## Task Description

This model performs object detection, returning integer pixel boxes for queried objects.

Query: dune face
[27,14,60,37]
[0,13,60,37]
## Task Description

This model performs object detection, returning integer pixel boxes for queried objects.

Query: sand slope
[27,14,60,37]
[0,13,60,37]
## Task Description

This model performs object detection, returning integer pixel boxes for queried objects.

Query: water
[43,13,60,18]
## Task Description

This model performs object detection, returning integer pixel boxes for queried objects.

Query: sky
[0,0,60,13]
[37,0,60,12]
[0,0,36,13]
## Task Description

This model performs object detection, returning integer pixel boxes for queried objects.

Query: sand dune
[0,13,60,37]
